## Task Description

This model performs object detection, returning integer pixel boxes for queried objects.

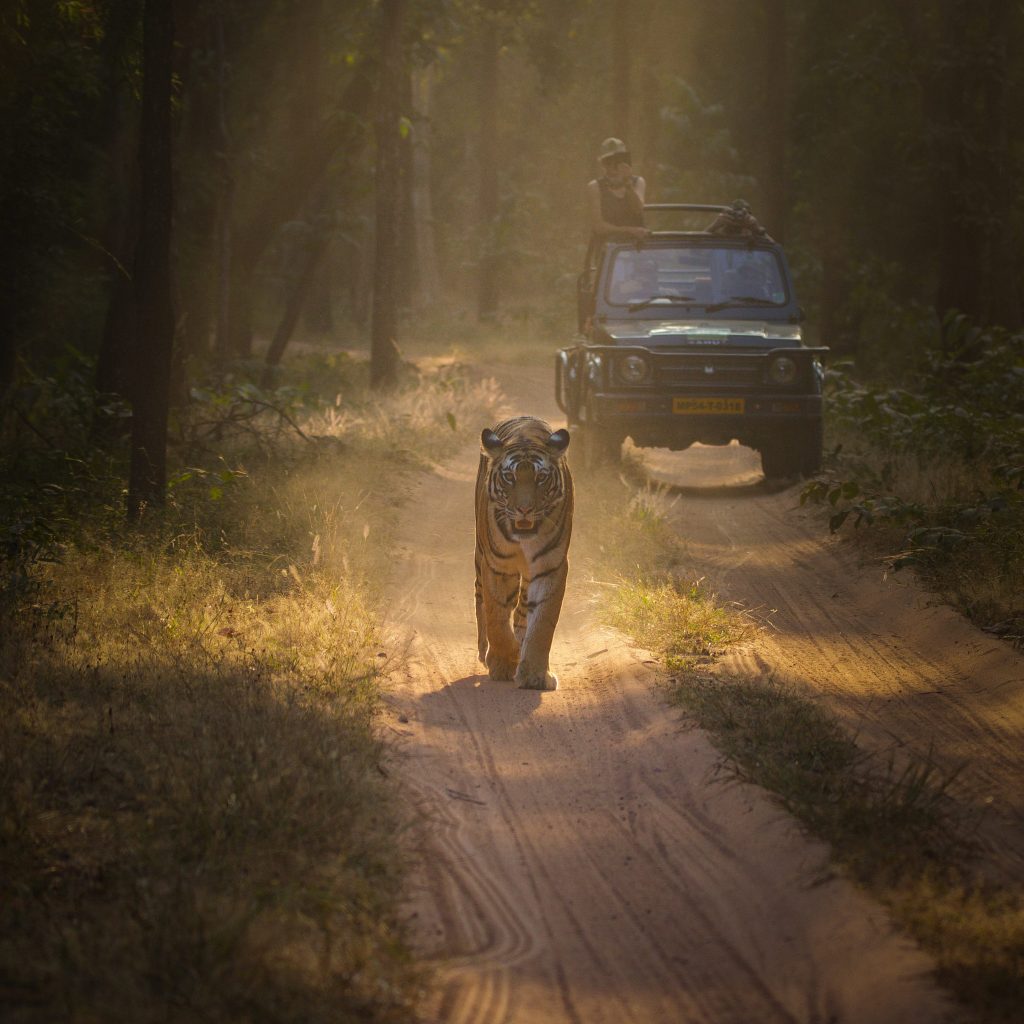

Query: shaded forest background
[3,6,1024,1019]
[1,0,1022,504]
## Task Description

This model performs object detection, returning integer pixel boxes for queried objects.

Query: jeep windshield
[605,244,789,310]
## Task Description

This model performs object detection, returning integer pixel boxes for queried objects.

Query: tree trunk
[94,76,142,401]
[928,0,985,323]
[263,192,332,382]
[759,0,788,242]
[411,64,441,308]
[979,0,1017,329]
[819,243,850,356]
[127,0,176,520]
[611,0,631,139]
[213,0,234,364]
[397,69,418,303]
[370,0,405,387]
[304,252,335,334]
[476,21,500,321]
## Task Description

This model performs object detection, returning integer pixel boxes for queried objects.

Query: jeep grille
[654,354,762,387]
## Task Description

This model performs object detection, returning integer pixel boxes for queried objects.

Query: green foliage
[655,76,757,204]
[1,351,125,627]
[802,319,1024,640]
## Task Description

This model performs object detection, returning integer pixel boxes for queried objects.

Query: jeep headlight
[618,354,650,385]
[768,355,798,385]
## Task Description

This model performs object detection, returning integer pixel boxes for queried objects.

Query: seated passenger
[610,255,659,303]
[587,138,650,243]
[733,259,772,300]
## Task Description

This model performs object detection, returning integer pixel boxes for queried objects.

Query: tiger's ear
[481,428,504,456]
[547,429,570,458]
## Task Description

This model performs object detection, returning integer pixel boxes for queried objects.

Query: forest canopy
[1,0,1021,500]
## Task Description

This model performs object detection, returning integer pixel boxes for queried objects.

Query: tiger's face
[482,428,570,540]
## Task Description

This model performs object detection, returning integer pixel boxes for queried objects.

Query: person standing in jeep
[586,137,650,242]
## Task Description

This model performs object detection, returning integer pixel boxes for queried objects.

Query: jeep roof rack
[643,203,732,214]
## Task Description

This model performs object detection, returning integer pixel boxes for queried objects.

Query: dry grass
[0,359,503,1023]
[602,578,755,661]
[304,360,505,467]
[571,464,755,658]
[571,468,683,575]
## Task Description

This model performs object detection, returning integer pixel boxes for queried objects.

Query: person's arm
[629,174,646,209]
[587,179,647,240]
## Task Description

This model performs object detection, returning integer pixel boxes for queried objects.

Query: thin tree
[476,18,500,321]
[262,188,333,383]
[759,0,788,242]
[611,0,630,139]
[370,0,405,387]
[213,0,234,365]
[411,64,441,308]
[127,0,176,520]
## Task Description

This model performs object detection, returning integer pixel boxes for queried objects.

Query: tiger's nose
[515,504,533,516]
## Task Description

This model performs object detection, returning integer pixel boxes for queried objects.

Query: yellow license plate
[673,397,745,415]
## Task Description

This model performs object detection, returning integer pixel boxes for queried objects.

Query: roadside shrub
[804,316,1024,642]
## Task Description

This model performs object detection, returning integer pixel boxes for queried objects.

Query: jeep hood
[596,318,802,349]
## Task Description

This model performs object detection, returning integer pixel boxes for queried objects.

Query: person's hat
[598,137,629,162]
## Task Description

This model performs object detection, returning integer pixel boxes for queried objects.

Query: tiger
[475,416,573,691]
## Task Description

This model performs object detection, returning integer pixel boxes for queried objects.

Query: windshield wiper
[627,294,696,312]
[704,295,776,313]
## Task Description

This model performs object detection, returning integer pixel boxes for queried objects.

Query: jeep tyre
[760,420,824,480]
[759,439,801,480]
[800,418,824,476]
[578,400,622,471]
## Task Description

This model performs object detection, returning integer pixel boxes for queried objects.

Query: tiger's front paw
[515,665,558,691]
[486,650,518,682]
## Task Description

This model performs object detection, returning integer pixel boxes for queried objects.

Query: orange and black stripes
[475,417,574,687]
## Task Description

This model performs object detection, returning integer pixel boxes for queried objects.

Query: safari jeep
[555,203,827,478]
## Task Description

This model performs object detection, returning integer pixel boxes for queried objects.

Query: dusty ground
[373,365,1024,1023]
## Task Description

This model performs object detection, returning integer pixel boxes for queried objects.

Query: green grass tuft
[603,577,754,660]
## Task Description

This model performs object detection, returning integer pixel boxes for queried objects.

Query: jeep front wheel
[577,402,621,471]
[800,418,824,476]
[760,421,824,480]
[759,437,802,480]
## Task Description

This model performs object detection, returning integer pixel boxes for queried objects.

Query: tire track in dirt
[640,442,1024,878]
[381,368,948,1023]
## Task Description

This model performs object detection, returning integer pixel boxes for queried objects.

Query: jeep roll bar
[643,203,734,214]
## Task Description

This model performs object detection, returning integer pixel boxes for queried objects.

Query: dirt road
[383,366,974,1023]
[639,444,1024,881]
